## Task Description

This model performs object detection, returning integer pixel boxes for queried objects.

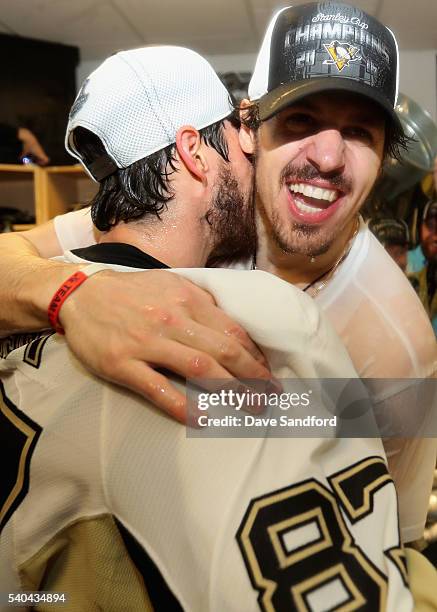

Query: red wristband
[47,271,88,334]
[47,264,108,334]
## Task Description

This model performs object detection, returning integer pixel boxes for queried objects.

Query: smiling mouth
[287,182,340,213]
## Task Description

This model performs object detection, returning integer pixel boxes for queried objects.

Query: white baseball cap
[66,46,233,181]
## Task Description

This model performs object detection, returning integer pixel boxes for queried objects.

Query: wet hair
[71,118,232,231]
[239,100,411,162]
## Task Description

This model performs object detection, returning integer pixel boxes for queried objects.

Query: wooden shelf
[0,164,97,226]
[0,163,38,173]
[44,164,86,175]
[12,224,36,232]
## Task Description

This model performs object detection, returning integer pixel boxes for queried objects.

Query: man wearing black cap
[234,3,436,551]
[241,1,405,280]
[369,219,410,272]
[0,0,435,553]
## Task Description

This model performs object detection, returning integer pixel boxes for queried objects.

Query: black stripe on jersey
[0,330,52,359]
[327,456,392,523]
[23,333,54,369]
[114,517,183,611]
[0,381,42,534]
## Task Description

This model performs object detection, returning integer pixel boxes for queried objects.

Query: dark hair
[72,118,232,231]
[238,100,411,162]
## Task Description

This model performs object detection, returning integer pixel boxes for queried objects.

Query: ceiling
[1,0,437,63]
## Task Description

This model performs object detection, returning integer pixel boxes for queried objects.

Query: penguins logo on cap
[323,41,361,71]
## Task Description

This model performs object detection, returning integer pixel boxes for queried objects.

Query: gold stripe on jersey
[18,514,154,612]
[385,547,409,587]
[293,563,366,611]
[268,507,332,568]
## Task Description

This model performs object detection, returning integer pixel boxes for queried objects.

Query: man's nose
[306,129,345,174]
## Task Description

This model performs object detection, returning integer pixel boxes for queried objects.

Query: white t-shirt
[53,209,437,542]
[314,219,437,543]
[0,264,413,611]
[54,207,96,250]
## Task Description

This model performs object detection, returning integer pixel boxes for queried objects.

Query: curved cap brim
[257,78,404,134]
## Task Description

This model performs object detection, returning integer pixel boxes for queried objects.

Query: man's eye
[344,126,373,142]
[284,113,316,131]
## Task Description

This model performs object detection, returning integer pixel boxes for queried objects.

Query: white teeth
[294,199,323,214]
[288,183,338,203]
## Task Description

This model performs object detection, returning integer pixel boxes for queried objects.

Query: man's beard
[205,164,257,267]
[259,202,334,257]
[256,159,352,258]
[262,206,332,257]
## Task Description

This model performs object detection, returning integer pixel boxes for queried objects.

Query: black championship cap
[249,2,402,131]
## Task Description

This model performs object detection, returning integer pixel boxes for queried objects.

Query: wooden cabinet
[0,163,41,230]
[0,163,97,230]
[37,165,97,224]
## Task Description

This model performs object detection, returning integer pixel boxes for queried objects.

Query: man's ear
[239,98,256,155]
[176,126,208,181]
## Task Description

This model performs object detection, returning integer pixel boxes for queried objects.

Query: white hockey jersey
[0,265,413,611]
[53,209,437,545]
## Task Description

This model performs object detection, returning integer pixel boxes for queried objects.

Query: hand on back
[59,269,271,422]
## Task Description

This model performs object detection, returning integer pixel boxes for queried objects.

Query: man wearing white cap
[1,0,434,544]
[0,44,417,610]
